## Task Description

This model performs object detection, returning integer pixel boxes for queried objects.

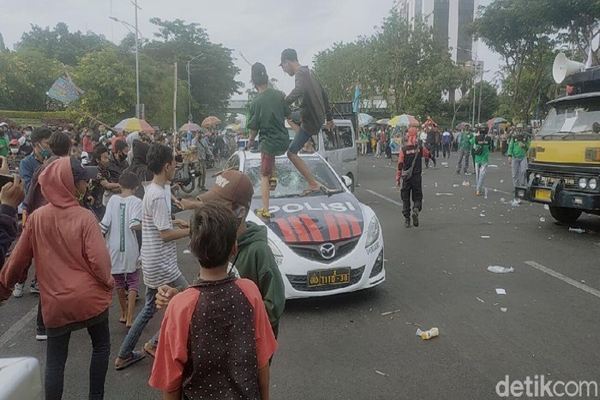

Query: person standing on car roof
[280,48,335,195]
[247,62,291,220]
[396,127,429,228]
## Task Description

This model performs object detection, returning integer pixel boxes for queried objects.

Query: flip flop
[115,351,145,371]
[143,342,156,358]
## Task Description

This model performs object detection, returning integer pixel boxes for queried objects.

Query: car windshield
[244,156,343,198]
[538,99,600,138]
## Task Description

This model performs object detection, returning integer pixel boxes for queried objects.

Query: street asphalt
[1,151,600,399]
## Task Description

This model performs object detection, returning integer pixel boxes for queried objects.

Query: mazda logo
[320,243,336,260]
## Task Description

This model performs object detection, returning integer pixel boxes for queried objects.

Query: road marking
[525,261,600,299]
[365,189,402,207]
[0,305,37,349]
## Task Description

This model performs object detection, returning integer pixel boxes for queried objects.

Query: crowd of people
[0,46,338,400]
[393,122,532,228]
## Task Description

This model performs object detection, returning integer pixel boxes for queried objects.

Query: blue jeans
[288,127,313,154]
[117,274,188,359]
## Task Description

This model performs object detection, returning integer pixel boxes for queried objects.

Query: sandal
[255,208,272,220]
[143,341,156,358]
[115,351,145,371]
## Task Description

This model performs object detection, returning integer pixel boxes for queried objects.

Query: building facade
[396,0,477,65]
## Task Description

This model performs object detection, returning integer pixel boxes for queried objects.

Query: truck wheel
[549,206,582,224]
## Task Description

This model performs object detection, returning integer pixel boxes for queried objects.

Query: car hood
[252,192,364,244]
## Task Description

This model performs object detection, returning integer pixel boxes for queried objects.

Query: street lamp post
[186,53,204,123]
[110,0,142,119]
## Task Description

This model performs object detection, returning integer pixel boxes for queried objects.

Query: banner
[46,76,83,104]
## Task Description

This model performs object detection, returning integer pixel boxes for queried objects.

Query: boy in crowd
[149,202,277,400]
[115,143,190,370]
[165,169,286,337]
[471,126,493,197]
[247,62,291,219]
[507,124,530,204]
[89,144,120,219]
[100,172,143,328]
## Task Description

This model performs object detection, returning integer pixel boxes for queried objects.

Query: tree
[143,18,241,121]
[0,33,5,51]
[474,0,556,122]
[16,23,112,66]
[0,50,62,110]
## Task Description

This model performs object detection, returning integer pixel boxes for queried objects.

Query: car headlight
[267,238,283,266]
[578,178,588,189]
[589,178,598,190]
[365,216,381,248]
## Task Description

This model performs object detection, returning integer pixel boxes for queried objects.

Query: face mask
[40,148,52,160]
[10,147,18,155]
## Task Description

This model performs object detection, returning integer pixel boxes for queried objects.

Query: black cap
[70,157,98,183]
[280,48,298,66]
[251,62,268,85]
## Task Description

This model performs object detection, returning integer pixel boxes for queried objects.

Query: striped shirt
[141,182,181,289]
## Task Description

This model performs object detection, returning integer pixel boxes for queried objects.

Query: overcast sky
[1,0,501,99]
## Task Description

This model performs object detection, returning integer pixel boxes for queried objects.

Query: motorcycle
[172,153,197,194]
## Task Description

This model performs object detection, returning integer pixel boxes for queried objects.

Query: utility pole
[187,61,192,122]
[173,62,178,133]
[477,61,484,125]
[134,0,140,118]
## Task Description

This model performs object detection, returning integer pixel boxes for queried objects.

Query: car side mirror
[341,175,353,189]
[593,122,600,134]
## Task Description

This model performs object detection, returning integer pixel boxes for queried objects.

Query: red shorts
[261,153,275,177]
[113,270,140,292]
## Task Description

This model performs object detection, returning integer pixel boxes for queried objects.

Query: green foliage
[313,8,470,120]
[16,23,113,66]
[0,50,62,111]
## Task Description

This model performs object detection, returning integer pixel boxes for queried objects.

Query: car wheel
[549,206,582,224]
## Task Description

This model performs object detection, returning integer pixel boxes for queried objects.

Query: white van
[285,119,358,191]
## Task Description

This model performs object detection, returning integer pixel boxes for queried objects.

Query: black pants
[425,144,437,167]
[37,298,46,334]
[45,318,110,400]
[401,175,423,218]
[442,143,451,158]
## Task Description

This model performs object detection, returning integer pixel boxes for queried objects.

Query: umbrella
[487,117,508,129]
[375,118,390,125]
[201,116,221,128]
[389,114,419,128]
[179,122,201,132]
[422,117,438,129]
[358,113,375,127]
[455,122,471,130]
[114,117,155,133]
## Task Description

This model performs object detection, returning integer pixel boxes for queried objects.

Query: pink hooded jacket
[0,157,114,328]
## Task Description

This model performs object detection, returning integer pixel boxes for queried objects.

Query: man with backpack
[396,127,429,228]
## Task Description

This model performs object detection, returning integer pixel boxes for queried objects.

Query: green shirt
[248,88,291,156]
[458,132,473,151]
[470,134,492,165]
[0,136,8,157]
[507,136,530,159]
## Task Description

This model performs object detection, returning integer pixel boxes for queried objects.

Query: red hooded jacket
[0,157,114,328]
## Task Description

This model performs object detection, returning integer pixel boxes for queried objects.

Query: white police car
[224,150,385,299]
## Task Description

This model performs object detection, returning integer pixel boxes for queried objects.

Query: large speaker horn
[553,52,585,84]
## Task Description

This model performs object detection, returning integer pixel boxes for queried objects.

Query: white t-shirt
[100,194,143,275]
[140,182,180,289]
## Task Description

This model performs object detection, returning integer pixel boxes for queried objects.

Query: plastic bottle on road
[416,327,439,340]
[569,227,585,234]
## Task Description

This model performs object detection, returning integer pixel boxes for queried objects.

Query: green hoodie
[507,136,530,159]
[236,221,285,332]
[458,132,473,151]
[470,134,492,165]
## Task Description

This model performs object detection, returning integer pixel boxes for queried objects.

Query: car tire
[549,206,582,224]
[347,173,355,192]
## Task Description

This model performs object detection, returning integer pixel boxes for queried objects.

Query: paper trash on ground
[496,288,507,295]
[487,266,514,274]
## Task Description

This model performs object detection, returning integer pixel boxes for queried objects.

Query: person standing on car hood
[247,62,291,220]
[280,48,334,195]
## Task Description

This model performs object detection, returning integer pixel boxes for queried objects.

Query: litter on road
[380,309,402,316]
[476,297,485,303]
[496,288,507,295]
[375,370,389,377]
[500,308,508,313]
[183,249,191,254]
[481,235,491,239]
[435,192,454,196]
[569,227,586,234]
[416,327,440,340]
[539,217,546,222]
[487,266,514,274]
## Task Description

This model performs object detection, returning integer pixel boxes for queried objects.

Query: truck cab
[516,67,600,223]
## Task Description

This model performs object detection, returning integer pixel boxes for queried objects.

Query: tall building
[396,0,477,65]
